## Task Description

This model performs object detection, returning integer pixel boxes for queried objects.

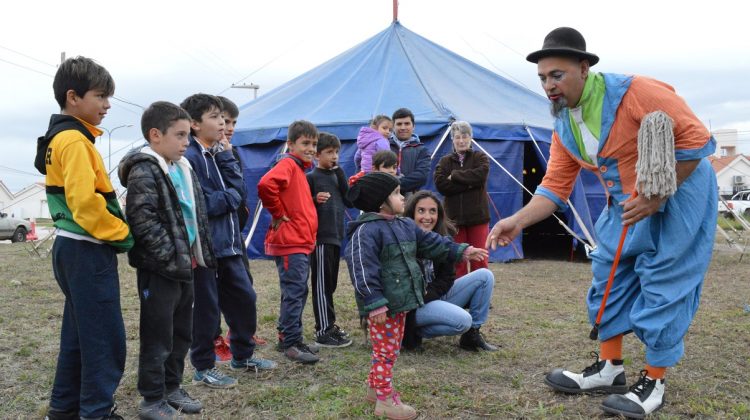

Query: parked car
[718,190,750,217]
[0,212,31,242]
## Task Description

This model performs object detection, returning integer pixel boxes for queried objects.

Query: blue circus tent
[233,21,605,262]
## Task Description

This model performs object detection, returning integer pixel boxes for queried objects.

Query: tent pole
[244,142,289,248]
[430,124,453,160]
[525,125,597,251]
[393,0,398,22]
[471,138,593,250]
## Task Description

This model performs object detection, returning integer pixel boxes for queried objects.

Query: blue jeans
[50,237,126,418]
[415,268,495,338]
[191,255,257,371]
[275,254,310,348]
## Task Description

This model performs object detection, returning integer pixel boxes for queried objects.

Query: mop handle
[590,192,637,340]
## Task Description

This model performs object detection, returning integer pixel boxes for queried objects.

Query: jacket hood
[118,144,191,187]
[357,126,386,147]
[389,132,422,147]
[346,212,393,235]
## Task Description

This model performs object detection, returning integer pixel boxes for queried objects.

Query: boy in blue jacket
[181,94,275,389]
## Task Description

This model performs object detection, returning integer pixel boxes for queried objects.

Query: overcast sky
[1,0,748,192]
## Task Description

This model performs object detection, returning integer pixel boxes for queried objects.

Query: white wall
[717,157,750,196]
[5,185,49,219]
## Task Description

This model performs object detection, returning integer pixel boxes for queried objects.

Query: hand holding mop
[589,111,677,340]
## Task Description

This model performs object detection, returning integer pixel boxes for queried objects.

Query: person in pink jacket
[355,115,392,173]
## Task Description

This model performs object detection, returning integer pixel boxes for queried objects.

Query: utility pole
[102,124,133,172]
[231,83,260,99]
[60,51,65,64]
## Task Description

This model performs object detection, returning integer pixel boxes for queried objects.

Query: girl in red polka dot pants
[344,173,488,419]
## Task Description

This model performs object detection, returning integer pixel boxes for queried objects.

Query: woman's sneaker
[192,366,237,388]
[600,370,666,419]
[544,352,628,394]
[165,387,202,414]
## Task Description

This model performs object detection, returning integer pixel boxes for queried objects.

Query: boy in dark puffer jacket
[119,101,215,419]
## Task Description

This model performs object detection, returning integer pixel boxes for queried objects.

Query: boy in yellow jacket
[35,56,133,420]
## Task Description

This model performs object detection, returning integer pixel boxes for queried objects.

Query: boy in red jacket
[257,120,320,364]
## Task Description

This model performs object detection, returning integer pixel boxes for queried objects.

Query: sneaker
[331,324,350,340]
[284,342,321,364]
[373,392,417,420]
[166,387,202,414]
[544,351,628,394]
[44,407,78,420]
[230,356,278,372]
[103,403,125,420]
[192,366,237,389]
[316,328,353,348]
[214,336,232,364]
[276,338,320,354]
[601,370,666,419]
[138,400,179,420]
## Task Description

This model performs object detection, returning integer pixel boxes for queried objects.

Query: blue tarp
[234,22,605,262]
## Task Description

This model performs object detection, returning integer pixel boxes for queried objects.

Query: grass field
[0,239,748,419]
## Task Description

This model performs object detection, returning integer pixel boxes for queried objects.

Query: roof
[709,154,750,176]
[233,22,553,146]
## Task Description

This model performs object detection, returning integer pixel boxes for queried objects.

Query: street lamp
[101,124,133,172]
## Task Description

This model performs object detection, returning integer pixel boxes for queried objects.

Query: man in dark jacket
[390,108,431,195]
[119,101,215,418]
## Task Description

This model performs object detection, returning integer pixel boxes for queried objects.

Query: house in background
[713,129,739,158]
[0,180,13,212]
[710,154,750,197]
[0,181,49,219]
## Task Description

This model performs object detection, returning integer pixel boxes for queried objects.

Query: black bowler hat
[526,27,599,66]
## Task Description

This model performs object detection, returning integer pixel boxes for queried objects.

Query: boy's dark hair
[141,101,191,142]
[287,120,318,143]
[373,150,398,169]
[218,96,239,118]
[179,93,222,123]
[53,56,115,110]
[317,132,341,152]
[392,108,414,124]
[370,114,392,127]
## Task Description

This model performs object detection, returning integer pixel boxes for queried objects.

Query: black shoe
[459,327,499,352]
[330,324,350,340]
[544,351,628,394]
[316,327,353,348]
[601,370,666,419]
[284,342,321,364]
[103,403,125,420]
[44,407,78,420]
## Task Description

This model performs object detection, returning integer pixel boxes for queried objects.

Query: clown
[487,27,717,418]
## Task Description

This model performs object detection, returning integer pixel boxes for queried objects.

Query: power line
[0,165,42,177]
[0,57,54,78]
[458,35,531,91]
[0,44,57,67]
[217,41,304,96]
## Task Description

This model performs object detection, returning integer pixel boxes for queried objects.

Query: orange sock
[644,365,666,379]
[599,334,623,361]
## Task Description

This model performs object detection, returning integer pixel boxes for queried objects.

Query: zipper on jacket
[207,151,238,256]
